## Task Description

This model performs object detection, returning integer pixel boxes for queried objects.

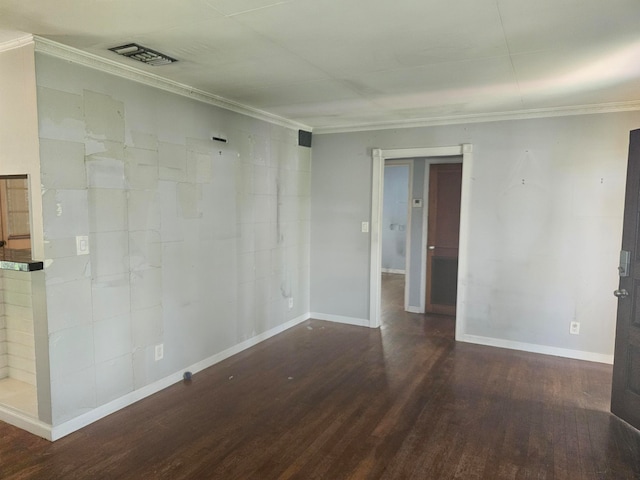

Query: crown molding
[313,101,640,135]
[33,36,311,132]
[0,33,34,53]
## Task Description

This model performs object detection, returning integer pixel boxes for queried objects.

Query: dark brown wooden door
[612,129,640,430]
[426,163,462,315]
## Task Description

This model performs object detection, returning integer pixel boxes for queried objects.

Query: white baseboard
[406,306,422,313]
[0,404,51,440]
[310,312,371,328]
[458,334,614,365]
[381,268,405,274]
[49,313,310,441]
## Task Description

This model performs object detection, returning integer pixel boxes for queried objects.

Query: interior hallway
[0,273,639,479]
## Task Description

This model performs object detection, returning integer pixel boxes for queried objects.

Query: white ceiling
[1,0,640,132]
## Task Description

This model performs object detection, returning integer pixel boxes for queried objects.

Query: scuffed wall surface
[35,54,310,425]
[311,112,640,357]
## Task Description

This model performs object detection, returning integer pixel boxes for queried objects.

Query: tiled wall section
[0,270,36,385]
[36,54,311,425]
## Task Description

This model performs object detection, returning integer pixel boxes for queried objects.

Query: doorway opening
[370,145,473,340]
[382,161,412,311]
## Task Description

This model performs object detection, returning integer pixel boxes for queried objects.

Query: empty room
[1,0,640,478]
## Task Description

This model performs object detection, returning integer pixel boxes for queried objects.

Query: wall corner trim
[49,313,310,441]
[458,334,614,365]
[32,36,311,133]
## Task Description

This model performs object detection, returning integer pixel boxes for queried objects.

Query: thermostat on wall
[412,198,423,208]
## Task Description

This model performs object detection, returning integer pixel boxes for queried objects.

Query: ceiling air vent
[109,43,177,66]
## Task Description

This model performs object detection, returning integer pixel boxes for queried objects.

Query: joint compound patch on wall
[35,53,311,425]
[83,90,124,145]
[159,142,187,182]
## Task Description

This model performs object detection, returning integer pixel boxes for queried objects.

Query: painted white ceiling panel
[0,0,223,37]
[203,0,298,16]
[511,42,640,104]
[497,0,640,55]
[225,79,361,109]
[1,0,639,130]
[234,0,509,75]
[127,18,292,67]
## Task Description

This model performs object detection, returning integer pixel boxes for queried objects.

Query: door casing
[370,145,473,337]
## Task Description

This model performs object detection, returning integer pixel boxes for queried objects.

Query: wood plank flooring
[1,273,640,479]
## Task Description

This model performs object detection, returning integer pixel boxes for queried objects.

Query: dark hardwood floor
[2,273,640,479]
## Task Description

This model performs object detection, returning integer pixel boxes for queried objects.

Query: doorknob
[428,245,435,250]
[614,289,629,298]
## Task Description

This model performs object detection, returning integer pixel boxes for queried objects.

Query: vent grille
[109,43,177,66]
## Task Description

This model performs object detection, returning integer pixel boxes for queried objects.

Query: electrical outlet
[570,321,580,335]
[76,235,90,255]
[155,343,164,361]
[288,297,294,309]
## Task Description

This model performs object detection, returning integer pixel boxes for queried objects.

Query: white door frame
[370,145,473,341]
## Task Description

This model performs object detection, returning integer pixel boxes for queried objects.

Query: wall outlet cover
[155,344,164,361]
[76,235,90,255]
[570,322,580,335]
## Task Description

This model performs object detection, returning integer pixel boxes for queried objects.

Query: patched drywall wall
[35,53,311,426]
[311,112,640,358]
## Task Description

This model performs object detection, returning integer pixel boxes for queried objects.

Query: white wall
[0,42,44,260]
[382,165,409,273]
[35,53,311,426]
[0,42,51,425]
[311,112,640,359]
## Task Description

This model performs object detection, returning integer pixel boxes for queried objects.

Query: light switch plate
[361,221,369,233]
[76,235,90,255]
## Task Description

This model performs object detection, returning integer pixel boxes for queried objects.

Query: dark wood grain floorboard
[1,273,639,479]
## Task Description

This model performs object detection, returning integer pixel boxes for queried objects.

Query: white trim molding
[0,33,34,53]
[0,404,52,440]
[32,36,311,133]
[459,334,614,365]
[314,101,640,135]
